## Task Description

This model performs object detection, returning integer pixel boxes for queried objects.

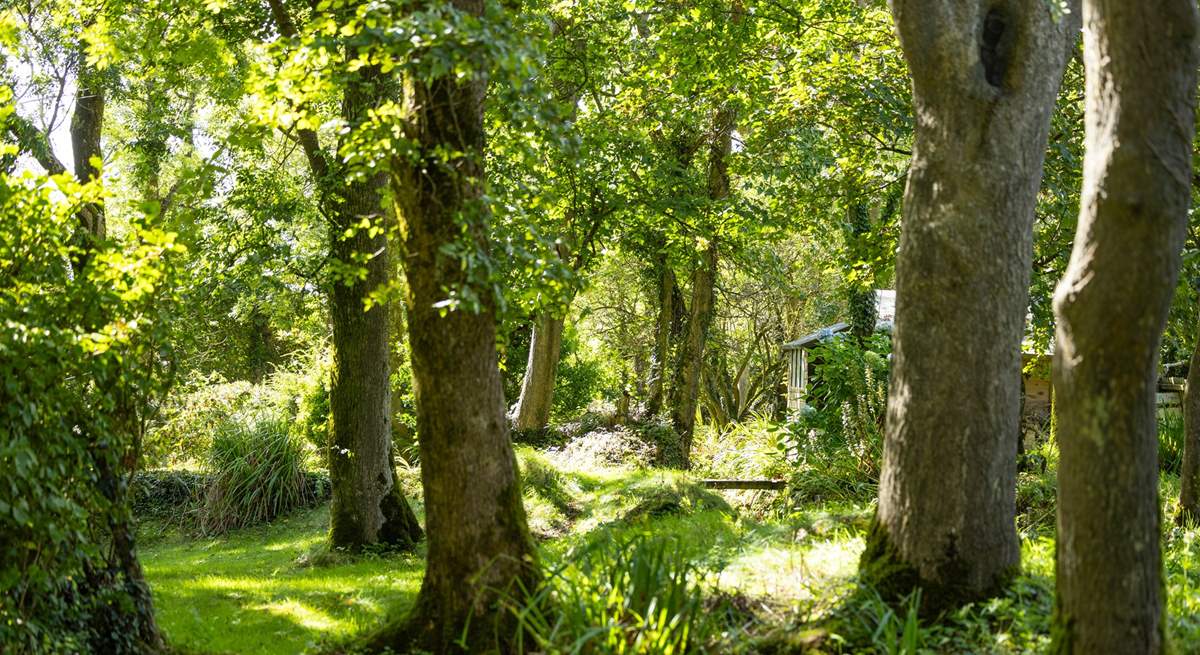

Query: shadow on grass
[142,506,423,655]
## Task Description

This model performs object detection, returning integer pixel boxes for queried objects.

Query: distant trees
[1051,1,1199,652]
[861,0,1079,608]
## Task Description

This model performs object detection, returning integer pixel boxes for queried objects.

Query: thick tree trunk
[327,179,421,550]
[861,0,1079,609]
[325,63,423,553]
[512,313,567,431]
[264,0,423,552]
[371,0,538,648]
[645,246,677,416]
[1052,2,1199,652]
[1179,325,1200,525]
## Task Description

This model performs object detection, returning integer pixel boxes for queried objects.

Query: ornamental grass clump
[200,414,313,534]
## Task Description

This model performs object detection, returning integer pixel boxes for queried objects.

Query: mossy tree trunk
[668,242,718,467]
[667,105,733,467]
[512,313,567,431]
[266,0,422,553]
[645,243,678,416]
[372,0,539,648]
[1179,321,1200,524]
[1052,1,1199,652]
[862,0,1078,609]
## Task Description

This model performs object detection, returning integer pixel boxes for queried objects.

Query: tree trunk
[327,177,421,550]
[371,0,538,648]
[512,313,567,431]
[1179,323,1200,525]
[325,64,423,553]
[667,105,733,467]
[70,57,105,251]
[264,0,423,552]
[861,0,1079,610]
[645,245,677,416]
[668,242,718,468]
[1052,1,1199,652]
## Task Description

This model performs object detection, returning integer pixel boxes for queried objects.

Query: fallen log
[701,479,786,490]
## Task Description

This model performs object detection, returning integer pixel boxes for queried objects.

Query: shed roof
[782,290,896,351]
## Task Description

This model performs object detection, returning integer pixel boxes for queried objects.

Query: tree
[1052,0,1200,651]
[1179,307,1200,525]
[265,0,422,552]
[860,0,1080,608]
[667,105,733,467]
[365,0,539,649]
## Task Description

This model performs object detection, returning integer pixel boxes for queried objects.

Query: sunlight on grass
[257,598,348,632]
[142,506,423,654]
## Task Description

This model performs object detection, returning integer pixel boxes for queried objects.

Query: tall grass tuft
[510,534,713,654]
[200,414,313,534]
[1160,411,1186,475]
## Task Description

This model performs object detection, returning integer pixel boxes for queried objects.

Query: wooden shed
[783,290,895,412]
[782,291,1054,426]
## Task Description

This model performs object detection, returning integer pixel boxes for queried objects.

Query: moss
[1048,592,1072,654]
[858,513,922,602]
[858,514,1019,616]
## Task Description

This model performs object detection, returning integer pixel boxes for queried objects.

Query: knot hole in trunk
[980,6,1012,89]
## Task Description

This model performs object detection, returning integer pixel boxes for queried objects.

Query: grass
[140,434,1200,654]
[141,507,423,655]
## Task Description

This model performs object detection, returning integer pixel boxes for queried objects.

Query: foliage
[199,413,317,535]
[146,354,331,468]
[1160,411,1187,475]
[0,164,182,649]
[511,534,715,654]
[779,333,891,503]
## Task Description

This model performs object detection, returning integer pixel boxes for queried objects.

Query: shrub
[199,414,316,534]
[145,352,332,469]
[511,534,716,654]
[0,168,181,651]
[778,334,890,505]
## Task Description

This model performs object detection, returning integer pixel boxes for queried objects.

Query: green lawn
[140,447,1200,654]
[142,508,423,655]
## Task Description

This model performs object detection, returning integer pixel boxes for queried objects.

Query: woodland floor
[139,439,1200,654]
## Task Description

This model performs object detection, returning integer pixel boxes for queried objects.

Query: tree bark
[511,313,567,431]
[667,104,733,467]
[370,0,539,648]
[1052,1,1199,652]
[668,242,718,467]
[1179,322,1200,525]
[645,244,677,416]
[326,160,420,550]
[70,57,105,250]
[861,0,1079,610]
[266,0,423,552]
